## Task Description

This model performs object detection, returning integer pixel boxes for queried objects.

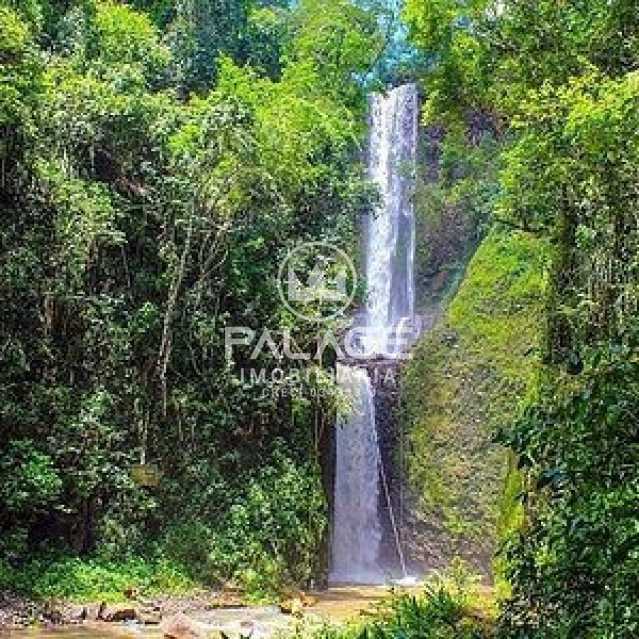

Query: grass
[0,555,197,603]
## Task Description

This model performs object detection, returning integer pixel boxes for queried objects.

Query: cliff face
[398,118,547,577]
[325,115,546,582]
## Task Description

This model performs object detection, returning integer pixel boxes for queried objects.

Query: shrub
[300,585,492,639]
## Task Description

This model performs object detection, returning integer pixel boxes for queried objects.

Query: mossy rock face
[412,121,502,311]
[402,229,547,574]
[413,127,480,309]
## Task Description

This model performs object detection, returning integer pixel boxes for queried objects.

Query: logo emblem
[277,242,357,323]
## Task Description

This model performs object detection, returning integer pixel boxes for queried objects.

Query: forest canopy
[0,0,384,598]
[1,0,639,637]
[402,0,639,635]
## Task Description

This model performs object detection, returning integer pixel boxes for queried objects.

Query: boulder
[138,610,162,625]
[299,592,319,608]
[210,592,244,609]
[279,590,317,615]
[161,612,208,639]
[123,587,140,600]
[279,598,303,617]
[101,606,138,622]
[42,600,65,624]
[70,603,102,621]
[42,608,64,624]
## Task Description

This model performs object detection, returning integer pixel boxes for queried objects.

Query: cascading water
[330,364,383,583]
[365,84,418,355]
[330,84,418,584]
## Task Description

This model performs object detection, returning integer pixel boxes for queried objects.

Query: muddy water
[4,586,410,639]
[306,585,401,621]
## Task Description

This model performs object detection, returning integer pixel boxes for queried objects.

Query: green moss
[413,127,501,309]
[492,453,524,599]
[402,229,546,570]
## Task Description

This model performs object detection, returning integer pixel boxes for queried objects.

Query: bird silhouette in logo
[287,257,348,304]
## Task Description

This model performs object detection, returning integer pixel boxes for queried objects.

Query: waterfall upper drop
[365,84,418,354]
[330,84,418,584]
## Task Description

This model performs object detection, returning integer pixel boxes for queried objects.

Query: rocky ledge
[0,589,321,638]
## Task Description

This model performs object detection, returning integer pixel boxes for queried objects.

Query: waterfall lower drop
[330,364,383,584]
[330,84,418,585]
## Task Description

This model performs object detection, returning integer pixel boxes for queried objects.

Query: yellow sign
[131,464,162,487]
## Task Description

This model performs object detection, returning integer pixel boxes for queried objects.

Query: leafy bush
[93,2,170,80]
[163,449,327,600]
[0,5,31,58]
[300,586,492,639]
[0,440,62,514]
[497,339,639,638]
[0,556,193,602]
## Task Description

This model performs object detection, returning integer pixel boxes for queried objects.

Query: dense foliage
[404,0,639,636]
[1,0,638,634]
[0,0,383,597]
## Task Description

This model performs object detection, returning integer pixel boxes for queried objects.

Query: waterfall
[329,364,383,584]
[365,84,418,354]
[330,84,418,584]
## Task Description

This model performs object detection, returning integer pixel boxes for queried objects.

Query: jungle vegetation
[402,0,639,636]
[1,0,639,637]
[0,0,384,601]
